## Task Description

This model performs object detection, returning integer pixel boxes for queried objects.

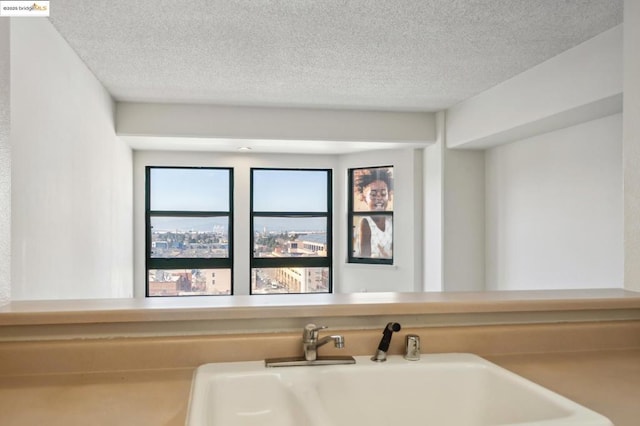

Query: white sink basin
[186,353,613,426]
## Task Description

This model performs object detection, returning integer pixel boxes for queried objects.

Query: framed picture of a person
[348,166,394,263]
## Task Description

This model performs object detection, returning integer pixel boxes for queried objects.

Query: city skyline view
[150,216,327,234]
[148,167,331,296]
[149,228,329,296]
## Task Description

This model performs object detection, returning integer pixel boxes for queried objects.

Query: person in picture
[355,168,393,258]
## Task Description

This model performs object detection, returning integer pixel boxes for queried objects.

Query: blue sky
[150,168,329,232]
[151,168,328,212]
[150,168,230,211]
[252,169,328,212]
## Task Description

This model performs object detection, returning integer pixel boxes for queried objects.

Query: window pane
[253,169,328,212]
[254,217,327,258]
[150,168,230,212]
[351,167,394,212]
[148,269,231,296]
[251,268,329,294]
[151,216,229,258]
[352,215,393,259]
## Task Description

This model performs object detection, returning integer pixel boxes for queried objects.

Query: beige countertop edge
[1,322,639,425]
[1,350,639,426]
[1,289,639,326]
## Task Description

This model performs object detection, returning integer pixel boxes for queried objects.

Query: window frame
[348,165,394,265]
[145,166,234,297]
[249,167,333,294]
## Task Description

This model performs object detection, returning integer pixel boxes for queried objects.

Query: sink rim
[186,353,613,426]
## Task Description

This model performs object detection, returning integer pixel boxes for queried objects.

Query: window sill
[343,262,398,270]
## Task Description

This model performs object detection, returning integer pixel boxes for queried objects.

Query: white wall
[485,114,623,291]
[337,149,422,293]
[134,149,422,295]
[443,147,485,291]
[447,25,622,149]
[10,19,133,300]
[624,0,640,291]
[424,111,486,293]
[423,112,444,292]
[0,19,9,305]
[117,102,436,146]
[445,23,625,292]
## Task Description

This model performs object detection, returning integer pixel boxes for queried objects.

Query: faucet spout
[316,335,344,349]
[302,324,345,361]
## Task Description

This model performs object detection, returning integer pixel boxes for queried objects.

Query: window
[250,168,332,294]
[348,166,394,264]
[146,167,233,296]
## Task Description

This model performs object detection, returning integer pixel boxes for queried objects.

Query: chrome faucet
[265,323,355,367]
[303,323,344,361]
[404,334,421,361]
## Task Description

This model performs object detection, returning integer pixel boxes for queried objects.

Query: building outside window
[250,168,332,294]
[145,167,233,296]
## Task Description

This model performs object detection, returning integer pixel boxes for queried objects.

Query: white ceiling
[48,0,623,113]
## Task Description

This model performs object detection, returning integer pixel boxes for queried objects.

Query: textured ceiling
[49,1,622,112]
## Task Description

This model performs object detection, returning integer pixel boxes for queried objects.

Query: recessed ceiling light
[238,147,252,151]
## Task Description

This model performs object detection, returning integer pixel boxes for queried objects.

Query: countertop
[3,289,640,342]
[3,289,640,326]
[487,349,640,426]
[1,349,638,426]
[0,369,193,426]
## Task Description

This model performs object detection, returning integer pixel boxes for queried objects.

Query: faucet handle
[404,334,420,361]
[303,323,327,341]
